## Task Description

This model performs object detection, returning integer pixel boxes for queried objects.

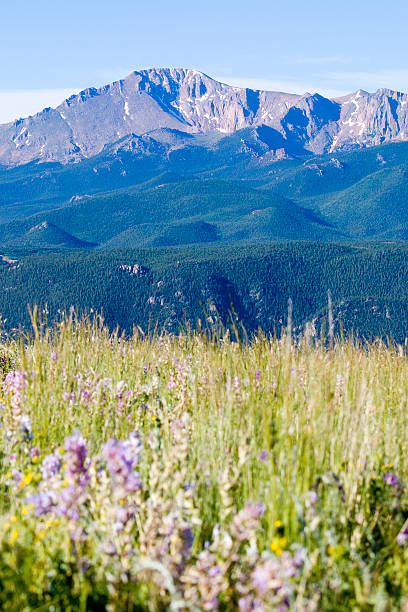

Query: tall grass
[1,312,408,610]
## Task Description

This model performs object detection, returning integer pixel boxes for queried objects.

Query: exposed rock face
[2,69,408,166]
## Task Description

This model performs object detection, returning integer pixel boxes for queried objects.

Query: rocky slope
[2,68,408,166]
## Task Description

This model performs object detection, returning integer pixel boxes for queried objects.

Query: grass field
[1,312,408,610]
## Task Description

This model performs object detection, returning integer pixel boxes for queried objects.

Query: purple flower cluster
[238,549,305,612]
[397,527,408,546]
[383,472,400,488]
[26,492,54,517]
[25,433,90,521]
[232,502,265,542]
[40,451,62,480]
[103,433,142,500]
[6,468,22,487]
[3,369,27,421]
[64,431,90,487]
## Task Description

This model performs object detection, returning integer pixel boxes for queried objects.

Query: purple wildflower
[30,447,40,459]
[305,490,318,507]
[103,434,142,499]
[254,370,261,381]
[40,452,62,480]
[59,484,80,520]
[64,431,89,487]
[397,528,408,546]
[168,380,176,389]
[26,492,54,517]
[252,564,274,594]
[8,468,22,486]
[4,369,26,397]
[384,472,399,488]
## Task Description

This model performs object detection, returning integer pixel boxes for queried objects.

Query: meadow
[1,312,408,610]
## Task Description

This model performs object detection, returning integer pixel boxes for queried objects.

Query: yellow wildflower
[24,473,33,485]
[270,538,283,555]
[10,529,18,540]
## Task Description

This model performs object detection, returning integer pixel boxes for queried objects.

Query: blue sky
[1,0,408,122]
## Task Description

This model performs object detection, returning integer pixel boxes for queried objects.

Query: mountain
[4,221,97,249]
[2,69,408,166]
[0,179,339,247]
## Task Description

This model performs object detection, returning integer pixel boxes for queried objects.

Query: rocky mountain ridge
[2,68,408,166]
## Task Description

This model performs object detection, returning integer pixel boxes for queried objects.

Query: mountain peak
[1,68,408,166]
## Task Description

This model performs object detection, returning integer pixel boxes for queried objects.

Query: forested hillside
[0,242,408,341]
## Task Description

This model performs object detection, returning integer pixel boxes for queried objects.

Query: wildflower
[336,374,344,387]
[3,369,27,423]
[103,434,142,500]
[62,392,74,404]
[64,431,89,486]
[50,351,58,362]
[10,529,18,540]
[59,485,80,520]
[40,452,62,480]
[397,528,408,546]
[168,380,176,389]
[26,492,54,517]
[245,553,299,608]
[30,447,39,459]
[259,450,269,462]
[270,538,286,555]
[22,472,33,485]
[6,469,22,487]
[20,415,33,441]
[254,370,261,381]
[384,472,400,488]
[305,490,318,507]
[231,502,265,542]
